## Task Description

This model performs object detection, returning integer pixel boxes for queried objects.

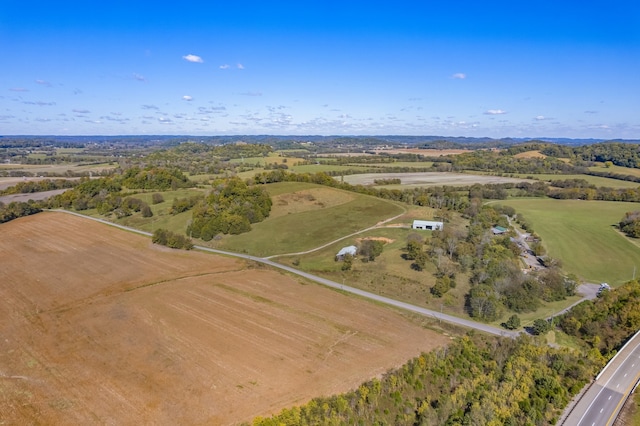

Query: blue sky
[1,1,639,138]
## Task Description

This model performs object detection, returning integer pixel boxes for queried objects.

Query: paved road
[562,332,640,425]
[206,246,518,337]
[56,209,640,423]
[51,210,516,337]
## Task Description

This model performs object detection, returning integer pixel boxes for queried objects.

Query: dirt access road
[0,212,449,425]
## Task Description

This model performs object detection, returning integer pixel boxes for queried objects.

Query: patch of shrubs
[152,228,194,250]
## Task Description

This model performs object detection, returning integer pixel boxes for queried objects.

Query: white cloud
[23,100,56,106]
[219,64,230,69]
[183,54,204,63]
[451,73,466,79]
[10,87,29,92]
[182,95,193,101]
[73,109,91,114]
[535,115,546,120]
[133,73,146,82]
[35,79,52,87]
[239,91,263,97]
[484,109,507,115]
[237,63,245,70]
[101,115,129,123]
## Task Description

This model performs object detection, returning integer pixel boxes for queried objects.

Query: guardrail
[597,329,640,381]
[560,329,640,425]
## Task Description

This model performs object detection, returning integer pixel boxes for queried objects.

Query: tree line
[140,142,274,175]
[0,201,42,223]
[187,177,272,240]
[0,178,78,195]
[558,280,640,358]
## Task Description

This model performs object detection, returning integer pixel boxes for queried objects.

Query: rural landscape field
[3,0,640,422]
[6,136,640,423]
[0,212,448,425]
[496,198,640,285]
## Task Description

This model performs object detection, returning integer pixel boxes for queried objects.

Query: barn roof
[336,245,357,256]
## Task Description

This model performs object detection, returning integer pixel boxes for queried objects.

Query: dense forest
[187,177,272,238]
[619,211,640,238]
[559,280,640,357]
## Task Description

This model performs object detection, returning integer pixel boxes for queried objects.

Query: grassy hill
[210,182,406,257]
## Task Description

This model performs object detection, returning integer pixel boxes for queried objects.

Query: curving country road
[55,210,640,423]
[51,209,516,337]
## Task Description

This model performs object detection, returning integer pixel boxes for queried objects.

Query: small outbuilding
[336,245,357,261]
[412,220,443,231]
[491,226,508,235]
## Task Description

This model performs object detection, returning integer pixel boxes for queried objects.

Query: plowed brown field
[0,212,448,425]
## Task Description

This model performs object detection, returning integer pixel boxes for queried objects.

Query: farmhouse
[412,220,443,231]
[336,245,357,260]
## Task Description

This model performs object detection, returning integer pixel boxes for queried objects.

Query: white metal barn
[412,220,443,231]
[335,245,357,260]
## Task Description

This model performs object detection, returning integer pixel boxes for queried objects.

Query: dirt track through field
[0,212,448,425]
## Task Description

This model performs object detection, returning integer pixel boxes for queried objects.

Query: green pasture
[261,181,315,196]
[280,227,438,293]
[589,164,640,179]
[275,223,473,316]
[111,188,206,233]
[277,149,314,154]
[0,164,44,170]
[497,198,640,285]
[516,173,640,189]
[267,199,471,312]
[0,162,117,175]
[55,147,86,154]
[351,161,434,169]
[26,153,49,160]
[496,296,583,330]
[228,153,305,166]
[211,183,405,257]
[287,164,367,174]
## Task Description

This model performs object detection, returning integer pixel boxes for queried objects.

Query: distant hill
[1,134,639,149]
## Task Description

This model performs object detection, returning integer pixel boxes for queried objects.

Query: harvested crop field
[372,148,471,156]
[341,172,534,187]
[0,212,449,425]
